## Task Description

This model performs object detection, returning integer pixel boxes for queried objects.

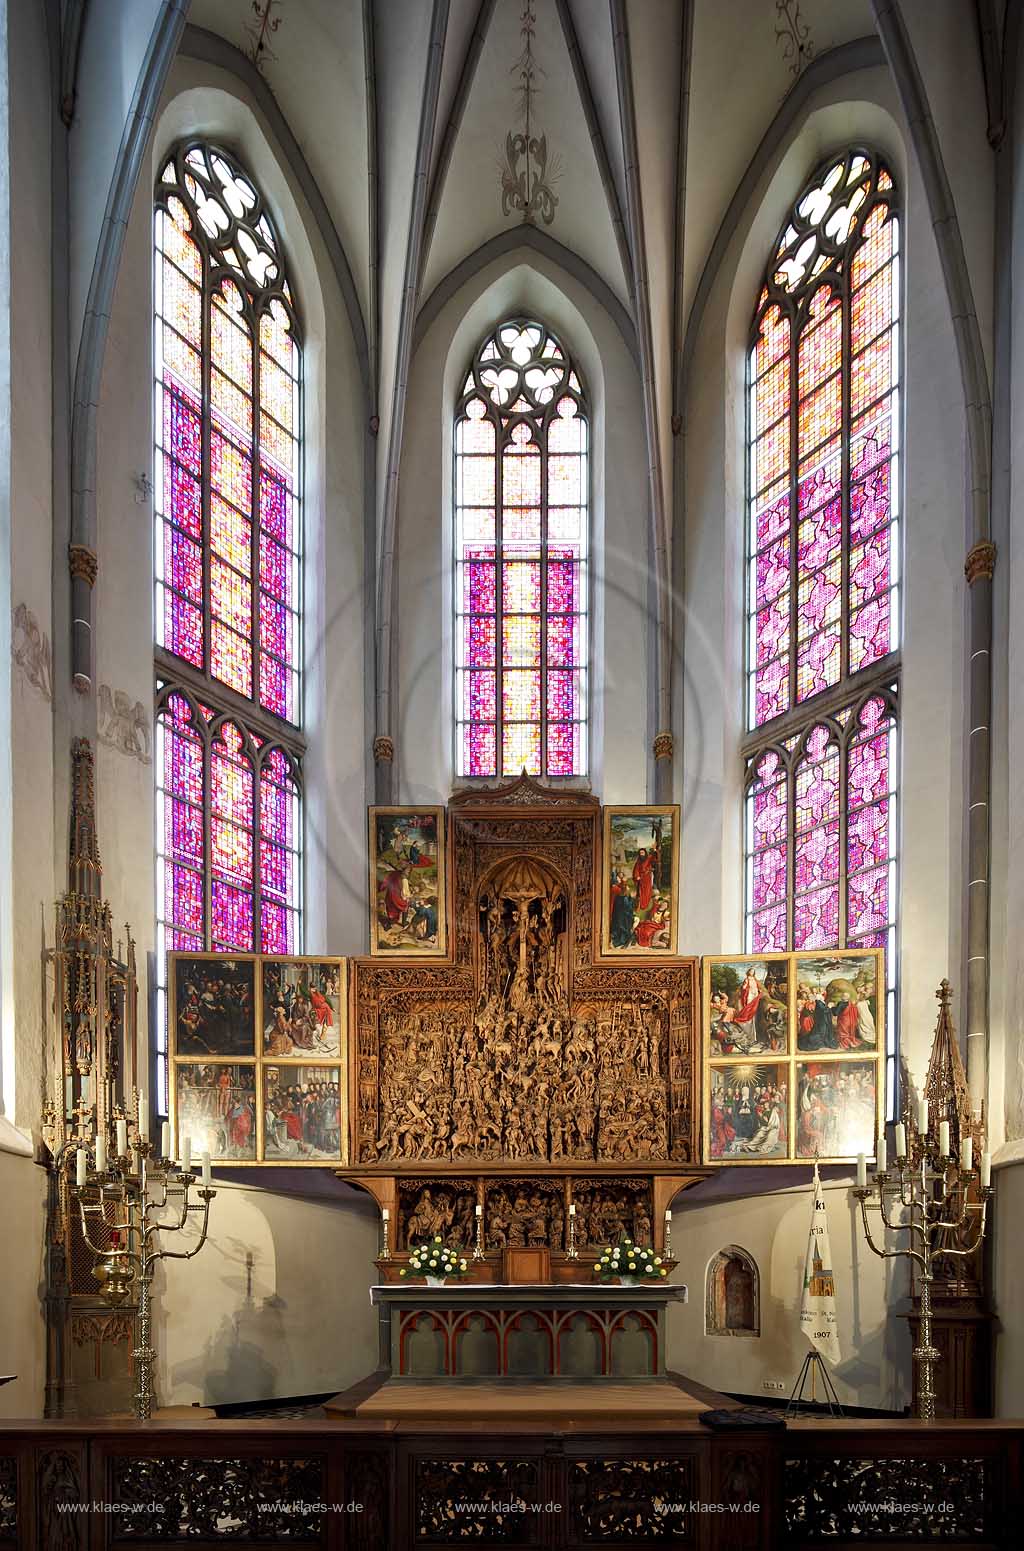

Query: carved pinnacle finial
[69,737,102,897]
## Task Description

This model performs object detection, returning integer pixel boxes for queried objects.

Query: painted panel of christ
[794,948,883,1054]
[369,807,446,955]
[708,1063,789,1161]
[601,805,679,955]
[795,1058,879,1161]
[174,1062,257,1162]
[263,1064,343,1162]
[170,954,256,1058]
[704,955,791,1056]
[261,958,346,1057]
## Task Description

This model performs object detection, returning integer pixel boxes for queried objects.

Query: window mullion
[496,412,505,778]
[201,259,213,684]
[251,311,262,717]
[202,719,213,952]
[788,306,800,721]
[253,747,263,952]
[840,265,852,686]
[786,748,796,949]
[540,421,548,778]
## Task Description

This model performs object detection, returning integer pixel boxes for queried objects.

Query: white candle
[981,1152,992,1189]
[115,1118,127,1156]
[569,1203,576,1217]
[182,1136,191,1171]
[76,1147,87,1188]
[876,1133,887,1171]
[665,1209,672,1222]
[918,1098,928,1135]
[161,1120,171,1157]
[961,1135,973,1172]
[475,1204,482,1218]
[201,1151,211,1186]
[856,1154,867,1188]
[95,1132,106,1173]
[138,1097,149,1142]
[938,1120,950,1157]
[895,1122,907,1159]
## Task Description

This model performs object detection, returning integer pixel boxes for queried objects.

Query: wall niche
[705,1245,760,1337]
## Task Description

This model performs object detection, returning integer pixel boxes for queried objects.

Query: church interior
[3,0,1024,1545]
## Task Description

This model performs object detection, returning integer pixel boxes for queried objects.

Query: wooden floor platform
[325,1367,722,1422]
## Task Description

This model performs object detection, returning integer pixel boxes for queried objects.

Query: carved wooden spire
[922,979,983,1152]
[68,735,102,899]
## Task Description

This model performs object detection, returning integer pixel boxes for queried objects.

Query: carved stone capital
[965,541,996,585]
[373,734,395,764]
[653,731,674,761]
[68,544,98,587]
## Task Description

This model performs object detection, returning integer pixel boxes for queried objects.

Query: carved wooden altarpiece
[337,776,708,1281]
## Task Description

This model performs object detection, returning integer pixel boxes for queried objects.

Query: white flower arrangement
[594,1236,667,1282]
[399,1234,470,1280]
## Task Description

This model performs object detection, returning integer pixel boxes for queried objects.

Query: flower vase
[618,1275,642,1287]
[425,1275,447,1287]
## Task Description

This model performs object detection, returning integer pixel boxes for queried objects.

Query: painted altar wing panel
[263,1064,342,1162]
[794,1058,877,1160]
[175,1061,257,1162]
[369,807,447,957]
[704,956,792,1057]
[600,807,679,957]
[708,1062,789,1160]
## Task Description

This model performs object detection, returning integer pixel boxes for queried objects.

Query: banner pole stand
[786,1349,844,1417]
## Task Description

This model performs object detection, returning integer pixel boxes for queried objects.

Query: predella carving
[352,792,696,1169]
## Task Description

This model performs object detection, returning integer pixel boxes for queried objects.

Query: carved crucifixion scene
[346,779,697,1178]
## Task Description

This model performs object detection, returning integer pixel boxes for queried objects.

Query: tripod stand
[786,1348,843,1416]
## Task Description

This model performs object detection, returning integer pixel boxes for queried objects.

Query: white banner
[799,1163,841,1365]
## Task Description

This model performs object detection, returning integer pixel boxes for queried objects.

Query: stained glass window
[153,143,304,1112]
[155,142,302,721]
[455,319,588,778]
[747,151,899,726]
[743,150,900,1112]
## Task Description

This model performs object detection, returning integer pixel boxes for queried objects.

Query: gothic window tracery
[455,319,589,779]
[153,142,303,1110]
[743,150,900,1110]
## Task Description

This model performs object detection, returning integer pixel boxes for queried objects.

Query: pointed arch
[454,318,590,779]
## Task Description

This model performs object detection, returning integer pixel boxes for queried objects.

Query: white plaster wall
[397,252,648,803]
[7,0,57,1133]
[669,1176,910,1410]
[156,1182,379,1406]
[992,1156,1024,1415]
[997,21,1024,1154]
[679,75,967,1098]
[0,1150,47,1419]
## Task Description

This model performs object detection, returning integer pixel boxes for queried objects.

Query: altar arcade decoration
[167,953,346,1165]
[703,947,884,1163]
[344,776,704,1281]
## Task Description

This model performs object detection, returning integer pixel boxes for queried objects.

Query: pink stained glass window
[153,141,304,1113]
[744,149,900,1115]
[155,142,302,724]
[747,152,899,731]
[455,323,588,777]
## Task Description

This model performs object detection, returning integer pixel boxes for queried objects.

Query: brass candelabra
[65,1114,216,1421]
[853,1120,991,1421]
